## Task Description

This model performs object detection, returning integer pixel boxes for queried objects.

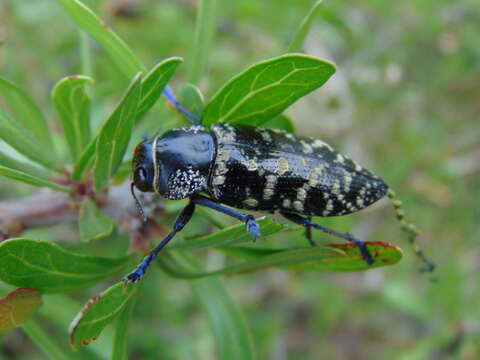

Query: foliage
[1,0,479,359]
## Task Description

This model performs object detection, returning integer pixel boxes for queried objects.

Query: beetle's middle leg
[192,195,261,239]
[304,216,317,247]
[280,212,373,265]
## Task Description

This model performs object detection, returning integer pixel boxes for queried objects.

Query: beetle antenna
[387,189,436,274]
[162,86,201,125]
[131,182,147,223]
[141,134,152,142]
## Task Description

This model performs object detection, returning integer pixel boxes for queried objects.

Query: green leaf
[0,76,54,149]
[168,217,286,250]
[261,113,295,133]
[179,254,255,360]
[39,294,114,358]
[180,83,205,118]
[287,0,324,52]
[111,285,138,360]
[136,57,183,122]
[78,199,115,242]
[0,151,49,178]
[0,165,70,192]
[0,238,129,293]
[0,109,62,172]
[69,282,140,350]
[220,241,404,272]
[160,242,402,279]
[187,0,217,85]
[51,75,94,162]
[0,288,42,336]
[57,0,145,78]
[202,54,336,126]
[318,242,403,272]
[93,73,142,191]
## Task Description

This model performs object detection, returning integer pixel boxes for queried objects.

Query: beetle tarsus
[280,212,374,265]
[123,269,143,283]
[245,215,261,240]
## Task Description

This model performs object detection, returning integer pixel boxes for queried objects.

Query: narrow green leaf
[180,83,205,118]
[261,113,295,133]
[52,75,94,162]
[78,199,115,242]
[0,76,54,149]
[178,254,255,360]
[136,57,183,122]
[220,241,403,272]
[0,109,62,171]
[93,73,142,191]
[0,151,49,178]
[22,320,75,360]
[110,286,138,360]
[57,0,145,78]
[287,0,324,52]
[0,288,42,336]
[202,54,336,126]
[0,165,70,192]
[187,0,217,85]
[69,282,140,350]
[168,217,286,250]
[0,238,129,293]
[160,242,402,279]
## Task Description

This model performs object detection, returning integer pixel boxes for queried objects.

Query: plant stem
[287,0,324,52]
[22,319,73,360]
[187,0,217,85]
[79,31,93,77]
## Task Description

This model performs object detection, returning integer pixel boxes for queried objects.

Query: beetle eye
[137,167,147,182]
[134,166,153,192]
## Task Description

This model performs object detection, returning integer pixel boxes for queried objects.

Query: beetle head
[132,140,155,192]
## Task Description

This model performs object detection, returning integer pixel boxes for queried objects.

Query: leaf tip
[69,294,101,348]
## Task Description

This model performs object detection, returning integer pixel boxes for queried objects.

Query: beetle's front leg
[123,200,196,283]
[192,195,261,239]
[281,212,373,265]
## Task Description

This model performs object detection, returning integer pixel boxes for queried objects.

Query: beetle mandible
[124,89,388,283]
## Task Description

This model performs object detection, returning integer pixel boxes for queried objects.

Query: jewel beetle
[124,88,388,282]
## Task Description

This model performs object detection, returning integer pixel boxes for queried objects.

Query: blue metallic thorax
[151,125,215,200]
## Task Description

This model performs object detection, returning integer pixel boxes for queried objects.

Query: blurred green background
[1,0,479,359]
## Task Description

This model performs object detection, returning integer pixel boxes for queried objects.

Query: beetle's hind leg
[280,212,373,265]
[123,200,196,283]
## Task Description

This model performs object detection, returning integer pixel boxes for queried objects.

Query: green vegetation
[0,0,478,359]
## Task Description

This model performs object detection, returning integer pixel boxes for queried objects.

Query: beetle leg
[192,195,261,239]
[162,86,201,125]
[280,212,373,265]
[123,200,196,283]
[304,216,317,247]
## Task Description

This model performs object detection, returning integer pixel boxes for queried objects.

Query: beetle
[124,89,388,283]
